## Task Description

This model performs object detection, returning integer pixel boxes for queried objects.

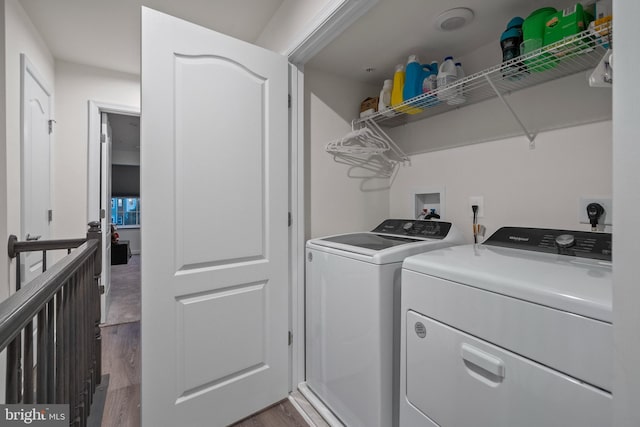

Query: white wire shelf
[356,21,612,130]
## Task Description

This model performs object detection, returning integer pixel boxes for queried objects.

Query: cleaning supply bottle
[391,63,421,114]
[500,17,525,79]
[378,79,393,116]
[422,60,440,107]
[391,64,405,108]
[403,55,425,102]
[437,56,457,102]
[447,62,466,105]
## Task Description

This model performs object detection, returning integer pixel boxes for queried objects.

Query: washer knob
[403,222,414,231]
[555,234,575,248]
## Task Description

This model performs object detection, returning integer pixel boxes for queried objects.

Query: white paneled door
[141,8,289,427]
[21,55,51,286]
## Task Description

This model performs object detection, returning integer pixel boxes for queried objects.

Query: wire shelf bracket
[484,74,537,148]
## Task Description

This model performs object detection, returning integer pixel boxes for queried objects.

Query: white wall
[53,60,139,238]
[0,1,8,305]
[389,121,612,243]
[112,149,140,166]
[612,1,640,425]
[116,227,140,255]
[256,0,337,54]
[3,0,54,295]
[305,66,389,238]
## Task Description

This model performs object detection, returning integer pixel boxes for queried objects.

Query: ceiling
[307,0,577,85]
[19,0,579,83]
[19,0,284,75]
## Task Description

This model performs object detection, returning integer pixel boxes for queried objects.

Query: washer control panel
[484,227,612,261]
[371,219,452,240]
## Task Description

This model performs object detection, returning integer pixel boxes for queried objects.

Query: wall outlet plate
[578,196,612,226]
[469,196,484,218]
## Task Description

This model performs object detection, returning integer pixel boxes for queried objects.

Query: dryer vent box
[414,189,445,220]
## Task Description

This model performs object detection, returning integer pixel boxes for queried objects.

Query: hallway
[100,255,141,427]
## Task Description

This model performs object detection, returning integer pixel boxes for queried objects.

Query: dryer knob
[555,234,575,248]
[403,222,414,231]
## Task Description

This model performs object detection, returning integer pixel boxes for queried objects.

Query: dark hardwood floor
[101,322,141,427]
[106,254,141,325]
[101,256,142,427]
[231,400,309,427]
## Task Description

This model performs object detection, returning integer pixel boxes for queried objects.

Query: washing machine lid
[307,219,464,264]
[403,228,612,322]
[318,233,420,250]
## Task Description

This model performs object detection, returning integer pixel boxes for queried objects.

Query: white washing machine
[302,219,464,427]
[400,226,613,427]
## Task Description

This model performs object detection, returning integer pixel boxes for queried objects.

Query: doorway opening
[104,112,141,325]
[88,104,141,426]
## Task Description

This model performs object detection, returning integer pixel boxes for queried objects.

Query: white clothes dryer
[302,219,464,427]
[400,227,612,427]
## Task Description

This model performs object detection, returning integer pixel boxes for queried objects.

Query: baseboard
[297,383,343,426]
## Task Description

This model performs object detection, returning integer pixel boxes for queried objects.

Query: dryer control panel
[484,227,612,261]
[372,219,452,240]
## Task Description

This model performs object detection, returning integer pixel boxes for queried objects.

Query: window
[111,197,140,227]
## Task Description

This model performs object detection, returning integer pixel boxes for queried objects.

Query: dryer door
[404,310,612,427]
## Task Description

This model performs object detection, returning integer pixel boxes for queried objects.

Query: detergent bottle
[378,79,393,116]
[392,62,423,115]
[391,64,405,108]
[403,55,425,102]
[437,56,457,102]
[422,60,440,107]
[447,62,466,105]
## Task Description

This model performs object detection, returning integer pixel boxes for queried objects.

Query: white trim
[87,101,140,323]
[285,0,376,392]
[287,395,317,427]
[287,0,379,65]
[21,54,53,241]
[20,54,54,285]
[289,63,306,391]
[298,383,345,427]
[87,101,139,223]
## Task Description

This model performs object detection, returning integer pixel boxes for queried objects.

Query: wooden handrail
[2,222,103,427]
[0,239,98,351]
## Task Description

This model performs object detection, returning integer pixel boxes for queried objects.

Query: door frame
[87,101,140,323]
[286,0,379,392]
[20,54,53,281]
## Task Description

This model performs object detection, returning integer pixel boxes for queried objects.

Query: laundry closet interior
[304,0,611,241]
[299,0,612,425]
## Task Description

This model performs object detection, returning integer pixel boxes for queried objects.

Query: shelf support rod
[484,74,537,148]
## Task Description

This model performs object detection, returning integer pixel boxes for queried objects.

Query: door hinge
[99,285,105,294]
[48,210,53,222]
[100,209,106,219]
[48,119,56,134]
[288,331,293,346]
[100,133,106,143]
[288,94,291,109]
[288,212,292,227]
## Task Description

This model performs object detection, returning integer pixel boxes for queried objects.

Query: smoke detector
[435,7,474,31]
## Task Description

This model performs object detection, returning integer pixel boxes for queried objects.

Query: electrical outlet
[578,197,612,226]
[469,196,484,218]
